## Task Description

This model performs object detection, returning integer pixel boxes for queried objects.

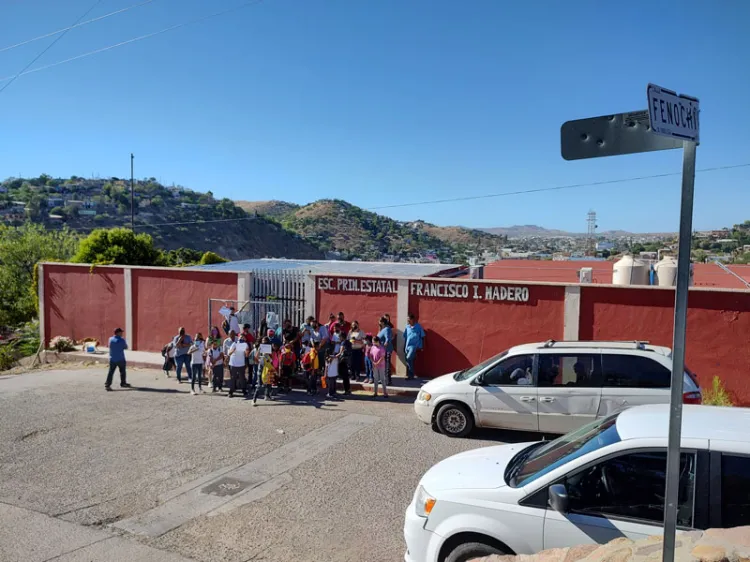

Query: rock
[563,544,599,562]
[691,544,729,562]
[705,528,750,548]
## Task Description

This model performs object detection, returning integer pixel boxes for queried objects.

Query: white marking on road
[113,413,379,537]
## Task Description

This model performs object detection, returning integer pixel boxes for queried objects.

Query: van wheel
[445,541,503,562]
[436,403,473,438]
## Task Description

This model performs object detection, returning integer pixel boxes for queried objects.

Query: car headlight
[415,485,436,518]
[418,390,432,402]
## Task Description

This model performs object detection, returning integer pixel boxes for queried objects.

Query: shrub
[0,343,17,371]
[49,335,75,352]
[702,376,734,407]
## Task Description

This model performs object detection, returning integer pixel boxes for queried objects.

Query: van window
[721,454,750,527]
[483,354,533,386]
[566,451,696,527]
[538,354,601,387]
[601,354,670,388]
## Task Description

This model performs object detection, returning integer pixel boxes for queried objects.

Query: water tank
[612,255,649,285]
[654,256,694,287]
[578,267,593,283]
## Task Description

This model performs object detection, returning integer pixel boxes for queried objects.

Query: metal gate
[250,269,307,327]
[207,298,304,336]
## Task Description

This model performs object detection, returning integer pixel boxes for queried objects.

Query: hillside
[235,200,300,218]
[271,199,505,261]
[0,176,322,260]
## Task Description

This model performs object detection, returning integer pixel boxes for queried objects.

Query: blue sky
[1,0,749,232]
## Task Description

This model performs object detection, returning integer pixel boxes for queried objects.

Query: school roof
[193,258,465,278]
[482,259,750,289]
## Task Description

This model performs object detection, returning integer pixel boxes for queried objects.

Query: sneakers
[105,386,112,392]
[191,390,197,395]
[120,382,131,388]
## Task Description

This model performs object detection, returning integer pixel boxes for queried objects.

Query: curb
[50,352,420,398]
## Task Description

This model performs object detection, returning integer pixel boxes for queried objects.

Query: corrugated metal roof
[192,258,462,277]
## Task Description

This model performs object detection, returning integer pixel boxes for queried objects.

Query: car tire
[444,541,503,562]
[436,403,474,438]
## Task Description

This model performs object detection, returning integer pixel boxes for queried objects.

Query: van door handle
[540,397,555,403]
[519,396,535,402]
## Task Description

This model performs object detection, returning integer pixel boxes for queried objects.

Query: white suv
[404,404,750,562]
[414,340,702,437]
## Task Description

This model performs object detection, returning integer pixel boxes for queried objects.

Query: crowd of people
[128,308,425,404]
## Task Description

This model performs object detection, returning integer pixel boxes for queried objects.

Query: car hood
[422,372,465,392]
[419,441,539,492]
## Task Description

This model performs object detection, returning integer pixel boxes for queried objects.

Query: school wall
[579,285,750,405]
[409,281,566,376]
[132,269,238,352]
[315,276,399,337]
[42,264,125,346]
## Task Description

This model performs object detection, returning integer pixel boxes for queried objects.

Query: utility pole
[130,153,135,231]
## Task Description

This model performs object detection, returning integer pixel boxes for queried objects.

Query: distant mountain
[481,225,577,238]
[480,225,676,239]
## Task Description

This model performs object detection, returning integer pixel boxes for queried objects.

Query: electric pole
[130,153,135,231]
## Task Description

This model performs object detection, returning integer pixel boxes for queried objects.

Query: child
[253,352,276,405]
[161,341,175,378]
[250,341,261,388]
[280,342,296,393]
[302,341,320,395]
[188,333,206,395]
[207,339,224,392]
[326,353,339,399]
[363,334,373,384]
[370,336,388,398]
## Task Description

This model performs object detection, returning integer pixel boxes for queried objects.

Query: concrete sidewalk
[51,347,425,398]
[0,502,193,562]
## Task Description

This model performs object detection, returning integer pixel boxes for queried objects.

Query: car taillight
[683,391,702,404]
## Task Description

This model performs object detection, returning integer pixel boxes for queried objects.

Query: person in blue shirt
[106,328,130,391]
[377,316,394,384]
[404,314,425,380]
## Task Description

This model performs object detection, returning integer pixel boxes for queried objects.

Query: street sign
[561,85,700,562]
[561,110,682,160]
[647,84,700,142]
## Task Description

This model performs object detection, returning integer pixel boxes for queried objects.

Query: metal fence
[208,269,307,335]
[250,269,307,327]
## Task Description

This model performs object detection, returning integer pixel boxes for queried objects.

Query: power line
[366,163,750,211]
[0,0,103,95]
[0,0,264,84]
[0,0,155,54]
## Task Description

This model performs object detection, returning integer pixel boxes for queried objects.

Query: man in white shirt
[220,304,241,335]
[227,334,249,398]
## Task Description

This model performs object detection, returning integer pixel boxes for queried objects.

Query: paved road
[0,367,526,562]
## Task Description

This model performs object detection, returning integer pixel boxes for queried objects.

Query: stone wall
[474,527,750,562]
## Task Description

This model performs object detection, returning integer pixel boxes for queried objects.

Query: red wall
[44,264,125,346]
[409,281,566,377]
[316,278,398,337]
[132,269,237,351]
[580,286,750,405]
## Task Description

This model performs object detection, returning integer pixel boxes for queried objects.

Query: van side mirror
[474,374,484,386]
[548,484,569,513]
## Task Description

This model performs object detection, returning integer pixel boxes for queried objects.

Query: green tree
[72,228,164,266]
[199,251,228,265]
[0,223,79,326]
[163,247,202,266]
[151,195,164,207]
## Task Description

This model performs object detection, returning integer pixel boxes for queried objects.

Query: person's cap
[267,329,275,335]
[114,328,123,334]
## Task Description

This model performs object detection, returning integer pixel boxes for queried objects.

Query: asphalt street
[0,366,525,562]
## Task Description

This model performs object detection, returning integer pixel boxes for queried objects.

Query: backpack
[301,351,312,368]
[161,342,173,358]
[282,351,296,367]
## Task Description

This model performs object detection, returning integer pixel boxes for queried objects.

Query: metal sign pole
[661,139,697,562]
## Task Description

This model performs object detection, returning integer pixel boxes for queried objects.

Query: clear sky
[1,0,749,232]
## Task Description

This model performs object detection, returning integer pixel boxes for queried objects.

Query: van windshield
[454,350,508,381]
[507,413,621,487]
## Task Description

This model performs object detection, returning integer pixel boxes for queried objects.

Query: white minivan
[414,340,702,437]
[404,404,750,562]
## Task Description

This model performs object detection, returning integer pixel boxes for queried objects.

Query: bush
[15,320,40,357]
[49,335,75,352]
[0,344,17,371]
[702,376,734,406]
[199,251,228,265]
